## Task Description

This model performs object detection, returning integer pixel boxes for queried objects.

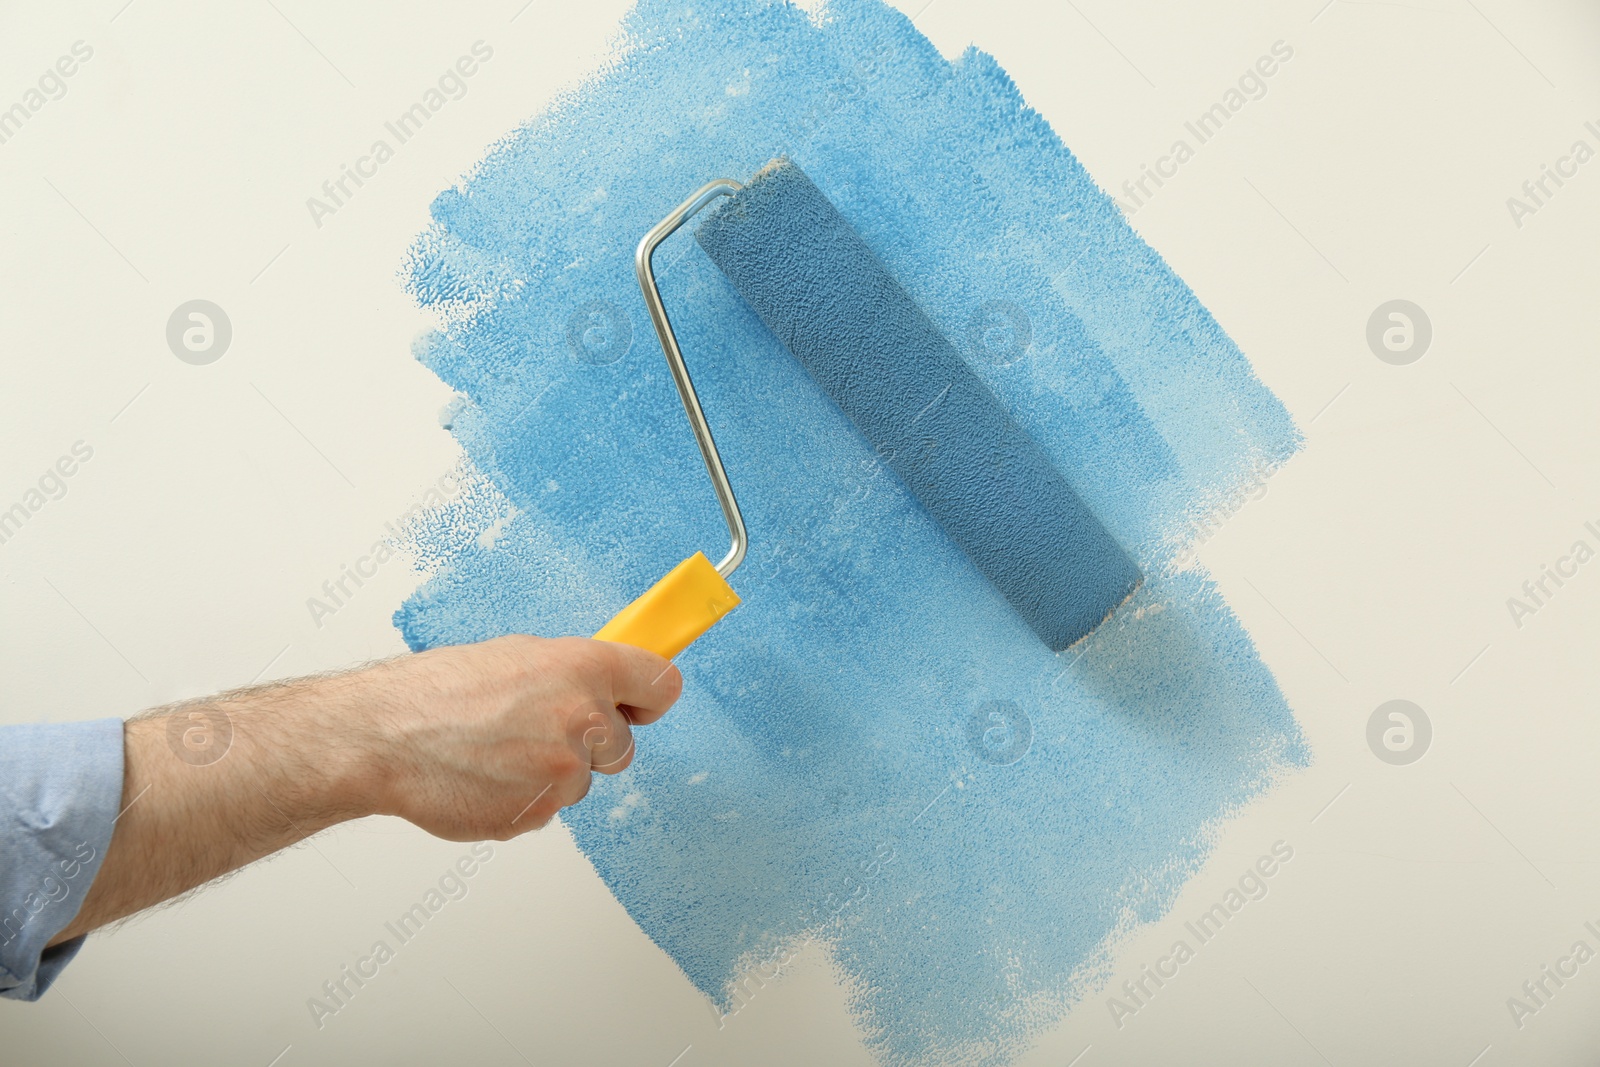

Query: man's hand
[47,636,682,947]
[367,636,682,840]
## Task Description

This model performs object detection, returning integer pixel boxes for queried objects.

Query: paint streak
[394,1,1307,1063]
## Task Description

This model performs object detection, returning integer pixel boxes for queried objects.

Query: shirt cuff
[0,718,125,1001]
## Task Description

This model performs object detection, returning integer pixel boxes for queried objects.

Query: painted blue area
[394,1,1307,1063]
[696,160,1141,650]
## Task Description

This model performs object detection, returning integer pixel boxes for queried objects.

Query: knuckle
[573,775,593,804]
[572,638,616,679]
[550,748,586,780]
[592,731,635,774]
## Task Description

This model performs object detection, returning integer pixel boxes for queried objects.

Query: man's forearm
[42,635,679,950]
[47,671,381,947]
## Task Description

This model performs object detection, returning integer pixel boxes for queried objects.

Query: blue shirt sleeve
[0,718,124,1001]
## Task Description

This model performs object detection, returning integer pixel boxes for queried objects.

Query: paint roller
[594,159,1140,658]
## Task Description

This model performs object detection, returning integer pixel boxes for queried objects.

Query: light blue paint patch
[394,1,1308,1063]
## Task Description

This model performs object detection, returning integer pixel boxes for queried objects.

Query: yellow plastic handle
[592,551,741,660]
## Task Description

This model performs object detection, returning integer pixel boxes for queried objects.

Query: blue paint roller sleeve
[694,159,1141,650]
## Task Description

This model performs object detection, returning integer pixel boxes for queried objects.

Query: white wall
[2,0,1598,1063]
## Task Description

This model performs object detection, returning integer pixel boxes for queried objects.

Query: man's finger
[585,639,683,724]
[567,699,635,774]
[590,718,635,774]
[553,762,594,807]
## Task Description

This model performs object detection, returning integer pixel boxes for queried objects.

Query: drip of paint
[395,2,1307,1064]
